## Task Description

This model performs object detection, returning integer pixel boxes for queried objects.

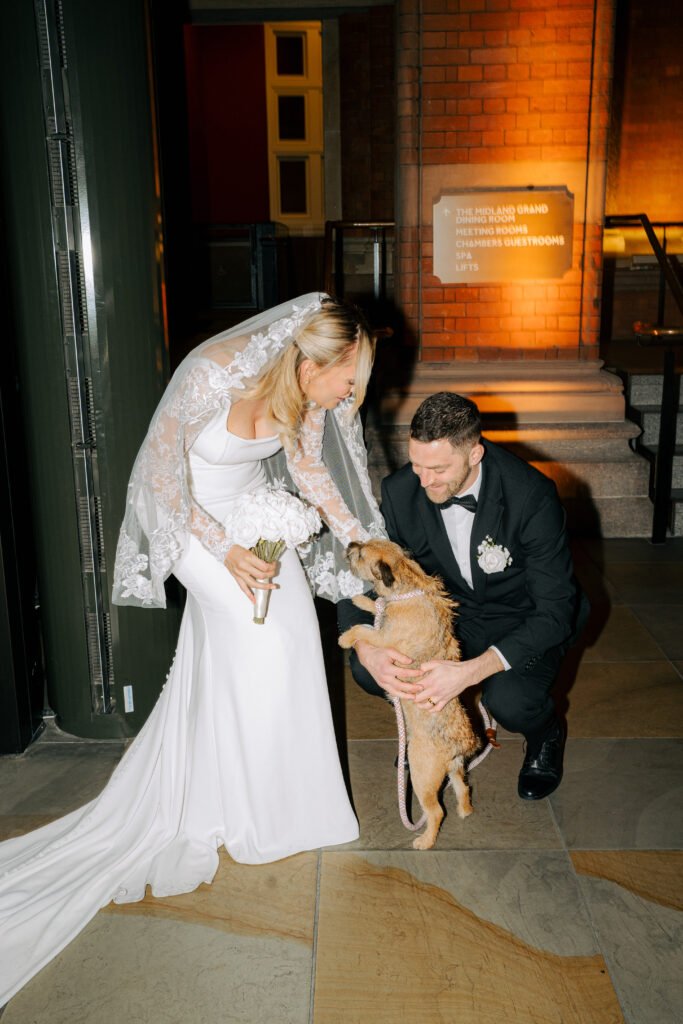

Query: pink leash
[372,593,499,832]
[391,697,498,832]
[391,694,426,831]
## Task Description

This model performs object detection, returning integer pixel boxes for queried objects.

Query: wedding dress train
[0,414,358,1004]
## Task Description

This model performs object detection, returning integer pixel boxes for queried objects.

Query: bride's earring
[301,368,317,409]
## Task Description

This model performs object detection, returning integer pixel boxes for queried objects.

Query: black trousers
[337,598,562,745]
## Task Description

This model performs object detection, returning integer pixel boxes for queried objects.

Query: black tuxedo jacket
[380,440,587,673]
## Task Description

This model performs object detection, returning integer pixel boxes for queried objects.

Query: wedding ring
[427,697,436,706]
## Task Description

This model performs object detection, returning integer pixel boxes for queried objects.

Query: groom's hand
[414,648,505,713]
[353,640,424,700]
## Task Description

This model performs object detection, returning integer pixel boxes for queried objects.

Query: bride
[0,293,385,1004]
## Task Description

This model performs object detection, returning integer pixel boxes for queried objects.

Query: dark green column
[0,0,182,737]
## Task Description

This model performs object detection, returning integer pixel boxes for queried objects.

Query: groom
[341,392,589,799]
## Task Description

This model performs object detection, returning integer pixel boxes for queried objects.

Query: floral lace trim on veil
[112,295,386,607]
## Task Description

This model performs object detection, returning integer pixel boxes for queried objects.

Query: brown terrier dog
[339,538,479,849]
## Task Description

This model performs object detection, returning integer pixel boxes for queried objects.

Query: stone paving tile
[580,538,683,566]
[2,851,318,1024]
[313,851,624,1023]
[2,539,682,1023]
[571,850,683,912]
[600,562,683,605]
[563,660,683,737]
[340,738,562,852]
[550,738,683,850]
[580,606,665,663]
[0,743,126,817]
[344,668,396,740]
[0,814,58,842]
[630,604,683,660]
[572,852,683,1024]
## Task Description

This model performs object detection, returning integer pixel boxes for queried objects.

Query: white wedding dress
[0,411,359,1004]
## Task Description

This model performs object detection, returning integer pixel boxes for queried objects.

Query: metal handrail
[324,220,394,302]
[633,322,683,543]
[604,214,683,322]
[605,213,683,543]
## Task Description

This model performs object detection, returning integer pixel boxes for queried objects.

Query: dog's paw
[338,625,373,649]
[337,629,355,649]
[457,805,473,819]
[412,831,437,851]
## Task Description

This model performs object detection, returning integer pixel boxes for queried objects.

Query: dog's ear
[373,560,395,588]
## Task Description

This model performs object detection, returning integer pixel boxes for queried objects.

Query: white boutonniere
[477,535,512,574]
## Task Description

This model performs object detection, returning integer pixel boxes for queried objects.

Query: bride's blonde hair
[245,297,374,446]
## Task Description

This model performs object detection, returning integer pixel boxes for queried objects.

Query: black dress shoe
[517,721,564,800]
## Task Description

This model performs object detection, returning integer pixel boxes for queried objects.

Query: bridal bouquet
[222,485,322,623]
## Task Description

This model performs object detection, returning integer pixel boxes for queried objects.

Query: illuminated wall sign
[433,187,574,283]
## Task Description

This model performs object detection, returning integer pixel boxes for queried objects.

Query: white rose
[259,513,283,542]
[478,547,509,574]
[222,485,321,553]
[231,521,261,548]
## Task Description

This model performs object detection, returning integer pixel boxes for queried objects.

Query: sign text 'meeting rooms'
[433,188,574,284]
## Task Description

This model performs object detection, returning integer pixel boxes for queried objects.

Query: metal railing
[197,222,284,311]
[606,214,683,542]
[323,220,394,303]
[604,215,683,324]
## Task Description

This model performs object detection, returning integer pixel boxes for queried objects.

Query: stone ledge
[378,360,626,424]
[366,420,643,474]
[366,428,654,541]
[366,359,657,537]
[566,497,655,538]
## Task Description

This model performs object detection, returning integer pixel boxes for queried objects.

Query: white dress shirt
[440,464,510,671]
[440,467,482,589]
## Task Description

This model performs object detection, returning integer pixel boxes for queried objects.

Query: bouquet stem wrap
[252,582,271,625]
[251,539,285,625]
[222,486,322,625]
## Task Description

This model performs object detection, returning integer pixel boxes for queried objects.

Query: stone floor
[1,538,682,1023]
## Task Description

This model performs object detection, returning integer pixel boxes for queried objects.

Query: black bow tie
[440,493,478,513]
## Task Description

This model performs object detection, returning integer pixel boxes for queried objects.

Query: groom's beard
[424,469,471,504]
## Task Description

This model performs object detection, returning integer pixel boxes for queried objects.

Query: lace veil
[112,292,385,608]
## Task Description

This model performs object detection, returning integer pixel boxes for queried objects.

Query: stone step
[378,360,626,424]
[628,371,683,407]
[367,364,670,539]
[365,420,653,537]
[365,421,642,478]
[565,496,655,537]
[623,374,683,531]
[640,445,683,488]
[639,407,683,446]
[672,494,683,537]
[628,373,664,405]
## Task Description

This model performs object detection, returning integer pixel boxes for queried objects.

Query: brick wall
[396,0,422,344]
[606,0,683,221]
[396,0,615,362]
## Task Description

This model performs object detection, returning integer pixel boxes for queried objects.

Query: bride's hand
[224,545,277,603]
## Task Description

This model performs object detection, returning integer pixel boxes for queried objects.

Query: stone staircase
[622,371,683,536]
[365,419,655,539]
[364,360,657,538]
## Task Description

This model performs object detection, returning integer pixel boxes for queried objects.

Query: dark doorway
[149,3,396,369]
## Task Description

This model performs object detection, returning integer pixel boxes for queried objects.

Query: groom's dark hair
[410,392,482,450]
